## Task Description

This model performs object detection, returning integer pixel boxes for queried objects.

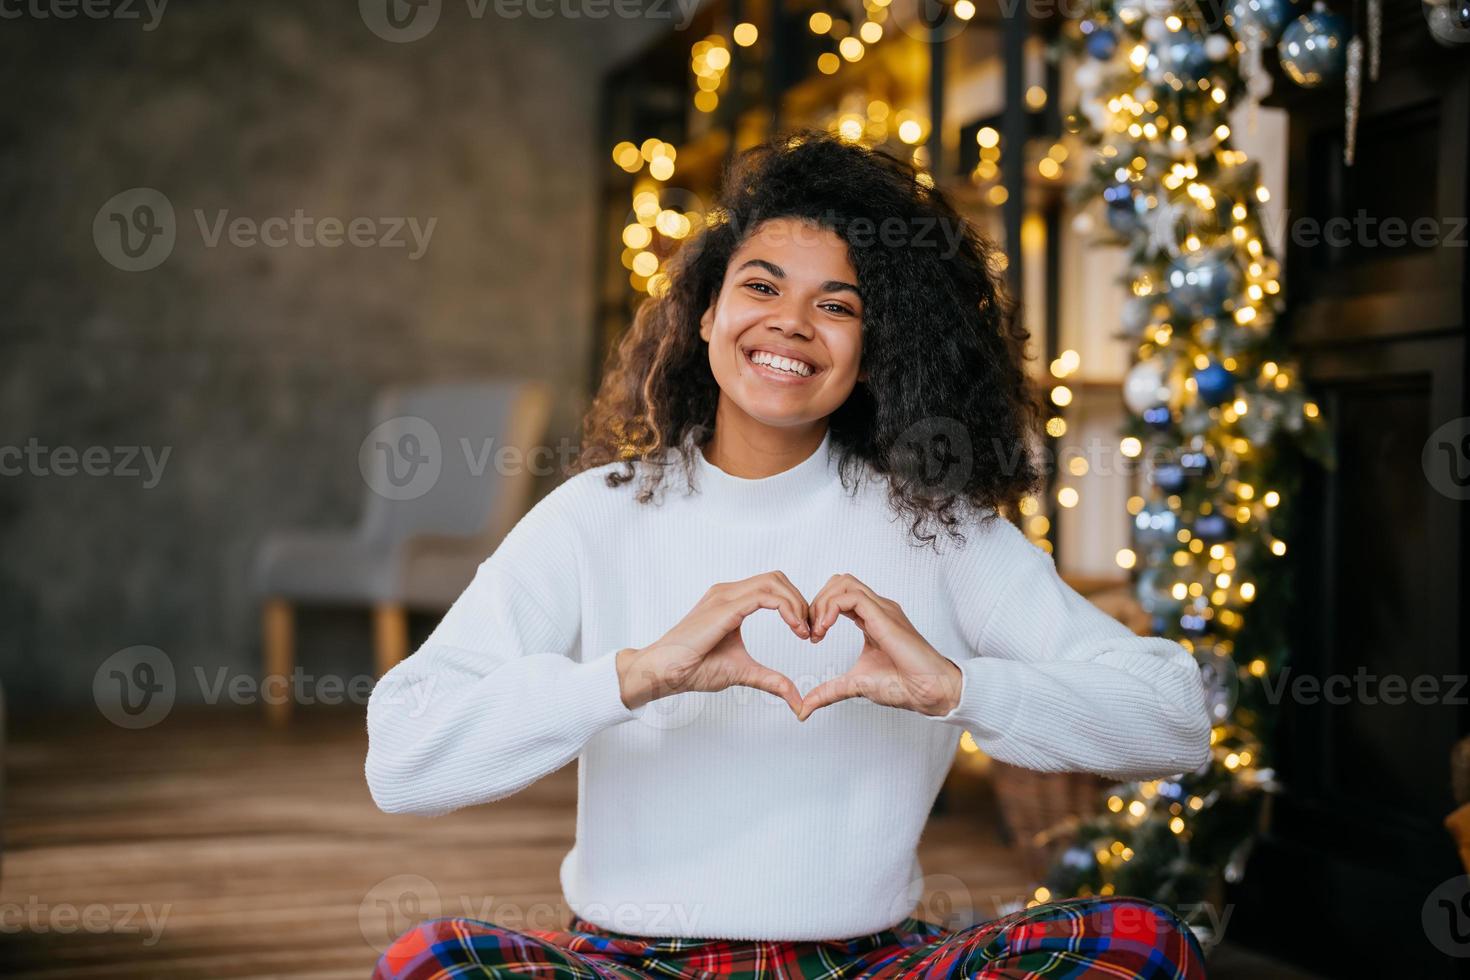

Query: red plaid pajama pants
[372,895,1208,978]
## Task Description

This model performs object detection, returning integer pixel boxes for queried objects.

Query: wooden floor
[0,709,1322,979]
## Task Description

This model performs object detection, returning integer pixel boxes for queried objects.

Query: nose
[764,301,814,339]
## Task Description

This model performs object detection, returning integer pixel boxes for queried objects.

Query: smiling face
[698,217,866,436]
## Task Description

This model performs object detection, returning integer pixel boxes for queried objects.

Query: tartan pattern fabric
[372,895,1207,979]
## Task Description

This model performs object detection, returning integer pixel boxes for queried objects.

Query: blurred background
[0,1,1466,977]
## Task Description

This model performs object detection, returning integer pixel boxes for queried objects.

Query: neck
[700,402,830,479]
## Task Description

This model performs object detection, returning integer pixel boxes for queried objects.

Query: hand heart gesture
[797,574,962,722]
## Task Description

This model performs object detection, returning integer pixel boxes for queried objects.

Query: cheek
[829,328,864,377]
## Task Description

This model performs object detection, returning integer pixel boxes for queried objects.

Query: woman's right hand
[616,571,809,717]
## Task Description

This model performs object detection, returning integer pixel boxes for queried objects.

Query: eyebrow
[735,259,862,299]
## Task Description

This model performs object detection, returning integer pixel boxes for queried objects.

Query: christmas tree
[1036,0,1337,939]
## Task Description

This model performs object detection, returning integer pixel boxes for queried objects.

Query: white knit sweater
[364,428,1211,942]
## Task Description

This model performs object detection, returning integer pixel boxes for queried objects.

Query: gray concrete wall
[0,2,667,710]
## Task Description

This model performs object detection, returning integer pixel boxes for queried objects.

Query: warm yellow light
[898,119,923,144]
[1050,385,1073,407]
[809,11,832,32]
[817,52,840,74]
[613,141,642,172]
[622,224,652,249]
[631,251,659,277]
[733,22,758,46]
[839,36,865,61]
[649,156,675,181]
[1038,157,1060,179]
[1121,437,1141,458]
[954,0,976,18]
[694,90,719,113]
[976,126,999,148]
[1116,548,1137,569]
[1057,487,1079,508]
[860,20,883,42]
[1045,416,1067,437]
[1026,85,1047,109]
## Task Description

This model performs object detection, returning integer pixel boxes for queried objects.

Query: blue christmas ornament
[1086,26,1119,59]
[1143,405,1174,429]
[1278,2,1348,87]
[1149,36,1211,84]
[1194,360,1237,406]
[1229,0,1299,42]
[1153,462,1187,493]
[1179,447,1216,480]
[1193,512,1232,542]
[1134,500,1180,549]
[1104,181,1148,234]
[1180,611,1210,636]
[1137,568,1186,618]
[1166,252,1241,319]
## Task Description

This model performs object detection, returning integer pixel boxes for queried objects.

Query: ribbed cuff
[566,648,644,735]
[926,656,1026,742]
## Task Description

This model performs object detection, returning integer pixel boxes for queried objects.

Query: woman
[365,131,1212,978]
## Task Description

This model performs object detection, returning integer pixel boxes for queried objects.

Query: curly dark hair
[573,129,1046,547]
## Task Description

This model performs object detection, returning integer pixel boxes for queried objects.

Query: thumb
[797,673,864,722]
[737,665,803,717]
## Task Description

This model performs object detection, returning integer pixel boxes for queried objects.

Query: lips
[742,346,821,381]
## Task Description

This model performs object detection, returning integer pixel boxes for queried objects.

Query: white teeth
[749,349,813,377]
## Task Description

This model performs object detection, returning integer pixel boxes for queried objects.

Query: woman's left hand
[797,574,963,722]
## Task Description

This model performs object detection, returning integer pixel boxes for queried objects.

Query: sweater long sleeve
[362,427,1215,942]
[364,486,641,816]
[925,520,1212,781]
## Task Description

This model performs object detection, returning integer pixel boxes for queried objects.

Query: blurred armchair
[253,379,554,724]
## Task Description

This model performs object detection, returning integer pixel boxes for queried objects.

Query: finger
[756,572,811,638]
[807,573,850,639]
[738,667,804,717]
[797,673,865,721]
[825,589,893,643]
[730,589,808,639]
[766,570,811,629]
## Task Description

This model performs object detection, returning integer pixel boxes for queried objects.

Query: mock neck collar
[683,428,841,517]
